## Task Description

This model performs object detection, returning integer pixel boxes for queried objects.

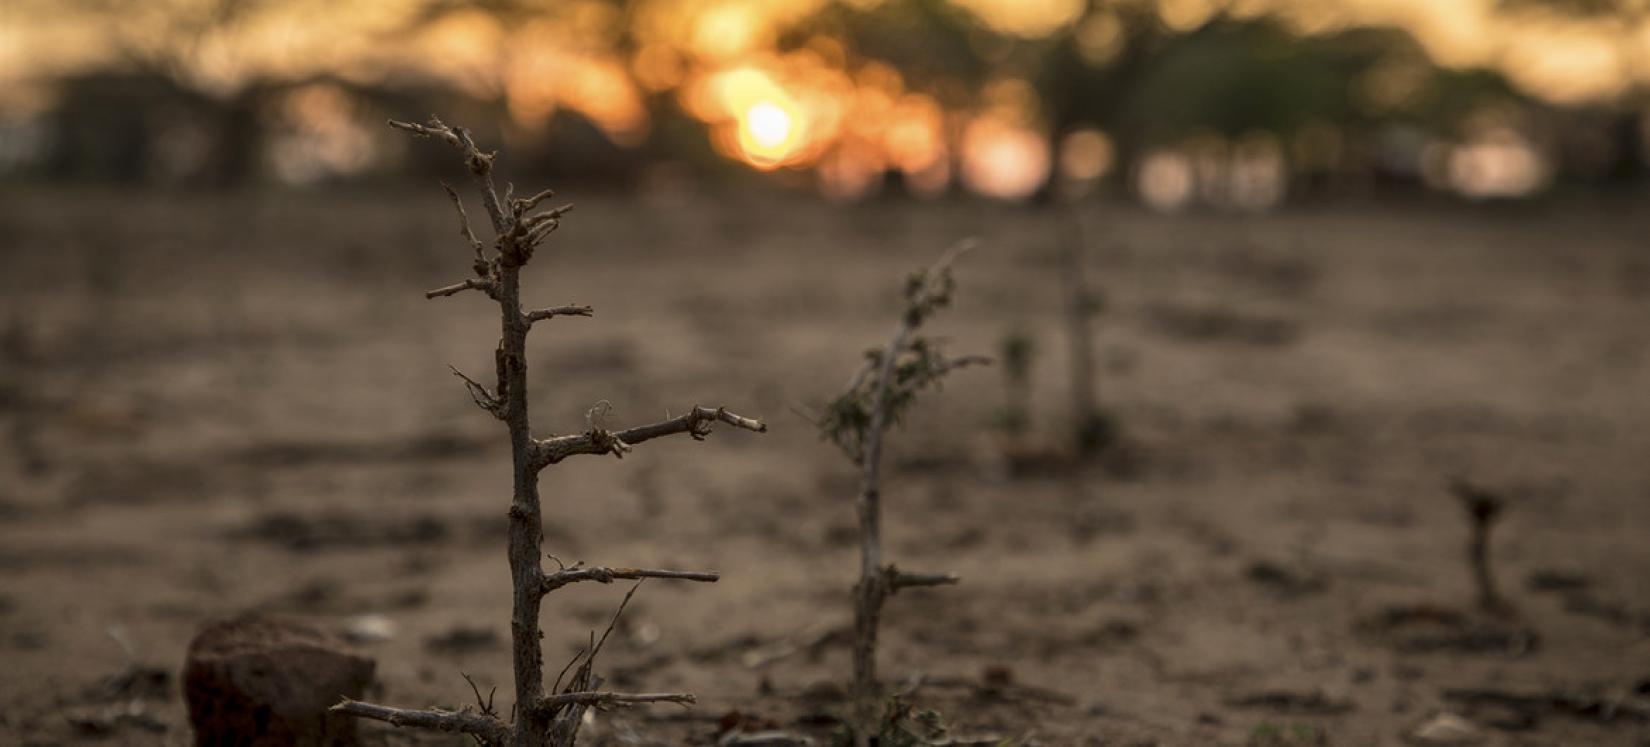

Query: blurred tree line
[8,0,1648,200]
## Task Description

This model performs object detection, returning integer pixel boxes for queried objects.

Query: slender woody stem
[845,245,975,746]
[1064,211,1100,454]
[342,117,766,747]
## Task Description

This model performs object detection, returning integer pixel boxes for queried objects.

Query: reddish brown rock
[183,614,375,746]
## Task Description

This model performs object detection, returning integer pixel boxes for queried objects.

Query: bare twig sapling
[815,242,989,744]
[1450,478,1507,613]
[996,329,1035,436]
[1064,212,1113,456]
[330,117,766,747]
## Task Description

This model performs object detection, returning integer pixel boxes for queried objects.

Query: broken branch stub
[532,405,767,468]
[330,700,508,743]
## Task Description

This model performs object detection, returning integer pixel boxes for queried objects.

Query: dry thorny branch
[814,241,989,745]
[330,116,766,747]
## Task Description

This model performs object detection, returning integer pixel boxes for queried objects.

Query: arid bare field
[2,188,1648,745]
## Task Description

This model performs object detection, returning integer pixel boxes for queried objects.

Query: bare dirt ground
[1,187,1648,746]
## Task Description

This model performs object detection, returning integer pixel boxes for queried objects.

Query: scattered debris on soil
[897,667,1078,707]
[739,627,852,669]
[66,700,170,738]
[64,636,176,741]
[341,614,397,645]
[1246,721,1329,746]
[1522,568,1650,632]
[1557,592,1650,634]
[233,510,451,550]
[715,710,816,745]
[1245,560,1329,597]
[1145,303,1301,346]
[424,625,502,654]
[1524,569,1592,593]
[719,730,816,746]
[1224,689,1355,716]
[229,430,486,468]
[263,576,430,614]
[1356,604,1539,655]
[85,662,171,703]
[1405,711,1482,745]
[1440,687,1650,731]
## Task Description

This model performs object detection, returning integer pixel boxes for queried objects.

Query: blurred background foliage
[3,0,1649,208]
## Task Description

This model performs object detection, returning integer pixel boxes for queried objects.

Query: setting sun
[735,96,805,168]
[745,101,793,149]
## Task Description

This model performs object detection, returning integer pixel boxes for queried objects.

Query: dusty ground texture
[1,187,1648,746]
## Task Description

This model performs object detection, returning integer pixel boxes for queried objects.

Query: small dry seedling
[1450,478,1507,613]
[816,243,989,743]
[1062,214,1112,455]
[995,329,1035,436]
[331,117,766,746]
